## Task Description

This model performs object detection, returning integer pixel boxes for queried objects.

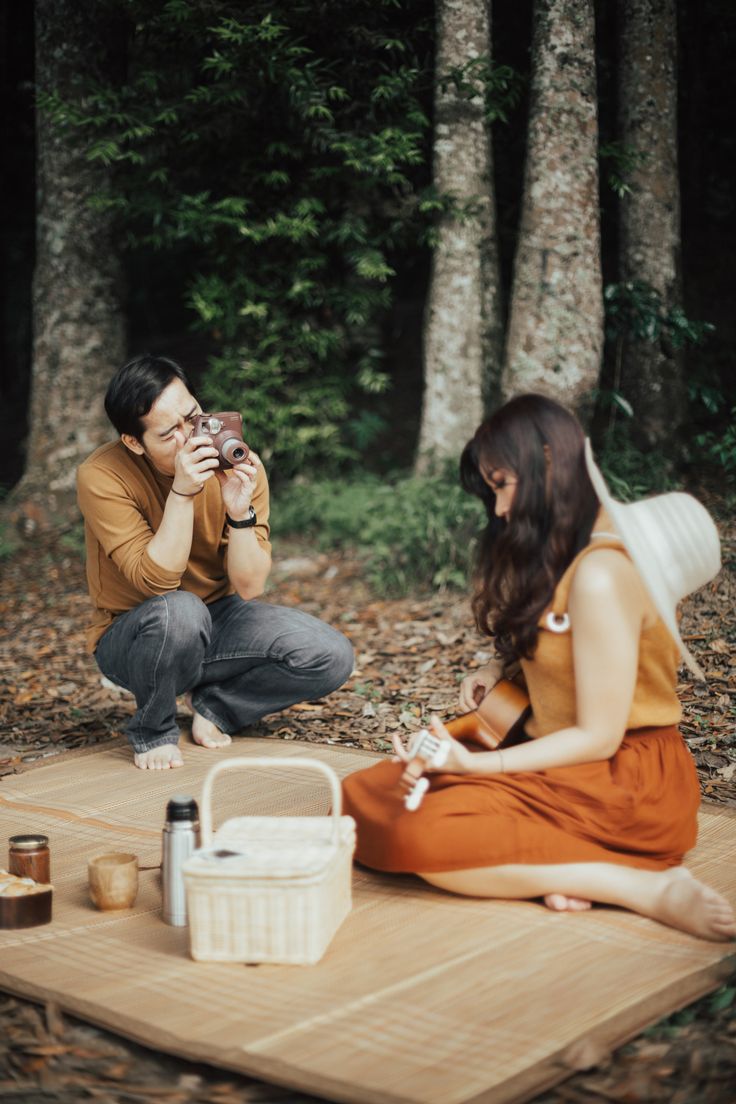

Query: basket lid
[183,815,355,881]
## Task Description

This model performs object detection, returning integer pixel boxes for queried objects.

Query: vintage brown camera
[192,412,250,470]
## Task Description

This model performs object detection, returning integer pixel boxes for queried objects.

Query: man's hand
[172,432,219,495]
[218,449,270,599]
[148,432,218,573]
[216,450,261,519]
[457,658,504,713]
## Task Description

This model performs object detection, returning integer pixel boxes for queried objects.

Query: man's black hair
[104,354,196,440]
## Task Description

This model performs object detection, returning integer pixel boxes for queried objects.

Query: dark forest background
[1,0,734,499]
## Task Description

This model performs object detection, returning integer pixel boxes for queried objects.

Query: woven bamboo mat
[0,738,734,1104]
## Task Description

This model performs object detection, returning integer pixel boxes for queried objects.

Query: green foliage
[271,470,484,594]
[0,489,20,559]
[599,283,721,483]
[438,55,523,124]
[693,417,736,482]
[709,985,736,1013]
[645,977,736,1039]
[599,141,649,198]
[58,522,87,558]
[689,379,736,485]
[595,420,678,499]
[40,0,435,477]
[0,520,20,561]
[596,371,736,496]
[604,282,715,349]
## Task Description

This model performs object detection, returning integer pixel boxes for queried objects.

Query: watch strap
[226,506,257,529]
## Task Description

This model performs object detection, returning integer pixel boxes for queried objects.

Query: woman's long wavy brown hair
[460,394,600,664]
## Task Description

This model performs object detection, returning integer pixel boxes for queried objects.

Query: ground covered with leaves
[1,526,734,1102]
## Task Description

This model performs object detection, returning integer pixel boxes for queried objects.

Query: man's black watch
[226,506,257,529]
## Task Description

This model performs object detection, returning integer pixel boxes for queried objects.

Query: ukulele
[445,677,531,748]
[402,679,531,810]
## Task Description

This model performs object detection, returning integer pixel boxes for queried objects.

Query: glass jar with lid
[8,834,50,883]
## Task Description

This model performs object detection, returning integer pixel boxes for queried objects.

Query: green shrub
[603,281,714,349]
[693,403,736,486]
[43,0,436,478]
[0,520,20,561]
[596,427,678,500]
[58,521,87,558]
[271,470,484,594]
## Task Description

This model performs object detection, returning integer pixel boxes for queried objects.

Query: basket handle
[199,757,343,848]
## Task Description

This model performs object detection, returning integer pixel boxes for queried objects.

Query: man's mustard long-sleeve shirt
[77,441,271,652]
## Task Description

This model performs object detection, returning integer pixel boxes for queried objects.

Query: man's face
[121,378,202,476]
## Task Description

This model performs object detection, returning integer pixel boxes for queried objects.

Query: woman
[342,394,735,941]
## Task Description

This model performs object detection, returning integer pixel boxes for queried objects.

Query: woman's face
[483,467,518,521]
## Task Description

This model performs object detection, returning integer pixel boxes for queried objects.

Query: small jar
[8,834,51,884]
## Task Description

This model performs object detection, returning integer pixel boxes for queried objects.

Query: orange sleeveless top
[521,529,682,738]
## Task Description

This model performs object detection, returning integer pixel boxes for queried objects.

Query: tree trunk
[415,0,503,472]
[10,0,126,530]
[0,3,35,493]
[618,0,683,448]
[502,0,602,415]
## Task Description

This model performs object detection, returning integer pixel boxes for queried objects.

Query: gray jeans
[94,592,354,754]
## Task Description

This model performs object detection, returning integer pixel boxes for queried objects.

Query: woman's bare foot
[185,694,232,750]
[653,867,736,941]
[544,894,592,912]
[134,743,184,770]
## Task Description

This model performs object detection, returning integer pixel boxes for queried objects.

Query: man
[77,354,354,770]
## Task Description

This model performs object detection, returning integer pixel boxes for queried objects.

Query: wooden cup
[88,852,139,910]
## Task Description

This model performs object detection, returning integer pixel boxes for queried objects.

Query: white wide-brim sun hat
[584,439,722,680]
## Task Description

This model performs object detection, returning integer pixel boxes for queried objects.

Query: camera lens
[220,437,249,468]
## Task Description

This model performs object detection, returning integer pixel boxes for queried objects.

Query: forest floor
[1,521,735,1104]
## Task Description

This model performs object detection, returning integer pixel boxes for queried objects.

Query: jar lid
[9,834,49,850]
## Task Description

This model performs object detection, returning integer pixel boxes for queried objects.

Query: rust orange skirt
[341,726,700,873]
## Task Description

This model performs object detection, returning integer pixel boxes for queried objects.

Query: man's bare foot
[134,743,184,770]
[653,867,736,941]
[185,694,232,750]
[544,894,592,912]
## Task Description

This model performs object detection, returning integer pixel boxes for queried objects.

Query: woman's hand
[458,658,504,713]
[216,450,261,519]
[392,716,473,793]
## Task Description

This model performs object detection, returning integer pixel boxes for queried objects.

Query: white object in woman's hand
[399,730,450,811]
[392,717,471,784]
[404,776,430,811]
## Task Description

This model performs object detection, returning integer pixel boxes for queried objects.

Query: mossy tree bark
[11,0,126,529]
[619,0,684,449]
[502,0,602,416]
[415,0,503,472]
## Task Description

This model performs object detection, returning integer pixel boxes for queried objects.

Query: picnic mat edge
[1,953,733,1104]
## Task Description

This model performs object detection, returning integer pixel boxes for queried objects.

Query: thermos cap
[165,795,199,822]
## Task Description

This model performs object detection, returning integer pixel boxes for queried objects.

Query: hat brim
[584,440,719,680]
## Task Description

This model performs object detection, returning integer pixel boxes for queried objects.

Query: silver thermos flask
[162,794,200,926]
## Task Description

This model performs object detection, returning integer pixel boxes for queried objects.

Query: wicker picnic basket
[182,757,356,965]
